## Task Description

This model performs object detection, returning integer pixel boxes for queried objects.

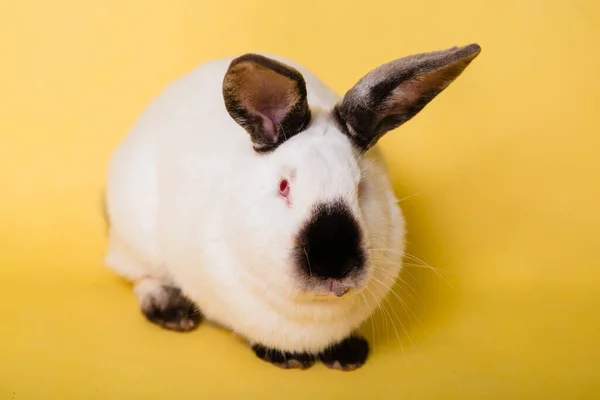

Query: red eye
[279,179,290,198]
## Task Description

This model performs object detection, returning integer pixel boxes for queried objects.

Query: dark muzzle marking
[295,200,365,280]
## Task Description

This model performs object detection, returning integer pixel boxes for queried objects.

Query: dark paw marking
[142,286,201,332]
[319,336,369,371]
[252,344,316,370]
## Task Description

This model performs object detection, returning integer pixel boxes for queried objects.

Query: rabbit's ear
[223,54,311,153]
[333,44,481,152]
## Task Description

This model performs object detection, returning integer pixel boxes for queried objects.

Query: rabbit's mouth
[295,269,369,300]
[330,280,351,297]
[312,278,353,297]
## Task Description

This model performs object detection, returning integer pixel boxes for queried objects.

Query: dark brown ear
[223,54,311,153]
[333,43,481,151]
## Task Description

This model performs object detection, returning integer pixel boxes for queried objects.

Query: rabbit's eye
[279,179,290,198]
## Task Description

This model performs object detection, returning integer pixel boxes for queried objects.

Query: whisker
[372,256,453,276]
[384,296,419,355]
[360,292,377,345]
[403,252,434,267]
[364,287,382,345]
[403,253,432,266]
[368,255,417,280]
[371,249,454,289]
[400,266,418,281]
[370,274,425,331]
[396,278,423,304]
[403,263,454,275]
[396,192,420,203]
[369,286,407,364]
[303,247,312,277]
[370,248,406,256]
[371,265,423,305]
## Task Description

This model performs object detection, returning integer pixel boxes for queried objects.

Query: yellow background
[1,0,599,398]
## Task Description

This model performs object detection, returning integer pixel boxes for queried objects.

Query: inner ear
[223,54,311,153]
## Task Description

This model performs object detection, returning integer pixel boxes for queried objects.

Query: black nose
[295,201,365,280]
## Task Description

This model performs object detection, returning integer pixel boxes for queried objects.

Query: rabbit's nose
[294,200,366,281]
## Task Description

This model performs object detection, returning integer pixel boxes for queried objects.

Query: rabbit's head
[222,45,480,299]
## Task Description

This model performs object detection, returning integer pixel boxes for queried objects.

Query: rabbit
[104,43,481,370]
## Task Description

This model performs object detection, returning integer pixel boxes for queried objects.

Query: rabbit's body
[106,56,404,353]
[105,45,480,369]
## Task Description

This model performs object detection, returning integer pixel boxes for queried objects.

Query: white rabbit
[104,44,480,370]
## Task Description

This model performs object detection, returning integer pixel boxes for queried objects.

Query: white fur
[105,55,405,353]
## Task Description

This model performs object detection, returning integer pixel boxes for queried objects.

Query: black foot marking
[252,344,316,370]
[319,336,369,371]
[142,286,201,332]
